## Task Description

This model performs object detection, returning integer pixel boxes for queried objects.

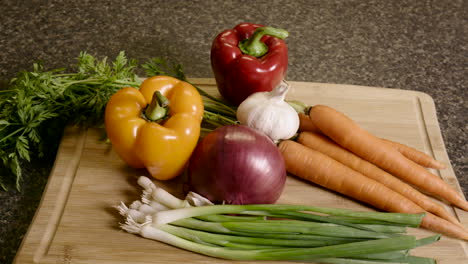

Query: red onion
[186,125,286,205]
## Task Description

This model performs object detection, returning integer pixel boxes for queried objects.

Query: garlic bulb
[236,81,299,142]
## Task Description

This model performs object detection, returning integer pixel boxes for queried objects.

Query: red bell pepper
[210,23,289,106]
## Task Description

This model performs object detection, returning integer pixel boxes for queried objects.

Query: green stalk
[203,103,237,118]
[0,127,25,144]
[50,73,81,77]
[171,218,369,242]
[327,216,411,226]
[171,218,235,234]
[261,235,418,260]
[139,222,420,261]
[304,250,412,263]
[202,111,238,126]
[240,233,364,241]
[216,242,284,249]
[302,237,439,264]
[112,79,141,87]
[192,83,233,109]
[414,234,441,247]
[60,77,139,91]
[219,221,395,239]
[271,211,405,233]
[161,224,350,248]
[202,97,237,115]
[153,204,425,227]
[270,211,377,232]
[353,250,409,260]
[196,214,266,222]
[201,127,216,134]
[304,258,407,264]
[144,91,169,121]
[60,78,107,89]
[201,119,226,130]
[357,225,406,234]
[390,256,437,264]
[312,255,437,264]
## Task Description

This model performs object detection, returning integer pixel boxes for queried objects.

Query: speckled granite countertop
[1,0,466,263]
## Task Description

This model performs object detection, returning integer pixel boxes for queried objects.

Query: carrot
[278,140,468,240]
[308,104,468,211]
[381,138,447,170]
[298,113,321,133]
[299,112,447,170]
[297,131,461,226]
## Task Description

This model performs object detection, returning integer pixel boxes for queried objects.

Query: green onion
[153,204,424,227]
[312,255,436,264]
[115,176,438,263]
[217,220,396,239]
[122,219,423,261]
[195,214,266,222]
[160,224,350,248]
[350,250,409,260]
[327,216,412,226]
[172,218,366,242]
[305,258,406,264]
[389,256,437,264]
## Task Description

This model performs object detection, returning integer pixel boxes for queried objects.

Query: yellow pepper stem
[145,91,169,121]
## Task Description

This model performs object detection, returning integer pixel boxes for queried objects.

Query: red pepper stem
[145,91,169,121]
[239,26,289,57]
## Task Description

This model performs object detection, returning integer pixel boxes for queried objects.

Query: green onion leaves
[0,52,140,190]
[116,176,439,263]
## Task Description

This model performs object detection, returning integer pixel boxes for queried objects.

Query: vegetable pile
[0,52,140,190]
[117,176,440,263]
[2,21,466,263]
[112,22,467,262]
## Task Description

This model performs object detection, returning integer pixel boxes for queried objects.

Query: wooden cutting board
[14,79,468,264]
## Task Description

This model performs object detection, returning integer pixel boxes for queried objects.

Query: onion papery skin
[187,125,286,205]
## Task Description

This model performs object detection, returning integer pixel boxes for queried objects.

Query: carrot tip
[438,162,447,170]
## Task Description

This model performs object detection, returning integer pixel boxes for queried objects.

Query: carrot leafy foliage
[0,52,140,191]
[0,52,237,191]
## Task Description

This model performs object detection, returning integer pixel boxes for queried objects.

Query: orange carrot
[308,104,468,211]
[278,140,468,240]
[298,113,321,133]
[381,138,447,170]
[297,131,461,226]
[299,112,447,170]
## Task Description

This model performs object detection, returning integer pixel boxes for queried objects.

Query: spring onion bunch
[116,176,439,264]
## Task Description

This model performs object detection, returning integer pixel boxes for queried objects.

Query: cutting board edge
[13,126,88,264]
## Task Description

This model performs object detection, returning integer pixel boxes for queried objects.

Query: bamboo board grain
[14,79,468,264]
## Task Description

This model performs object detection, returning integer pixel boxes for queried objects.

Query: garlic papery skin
[236,81,300,143]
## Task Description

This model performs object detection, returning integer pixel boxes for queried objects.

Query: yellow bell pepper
[104,75,204,180]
